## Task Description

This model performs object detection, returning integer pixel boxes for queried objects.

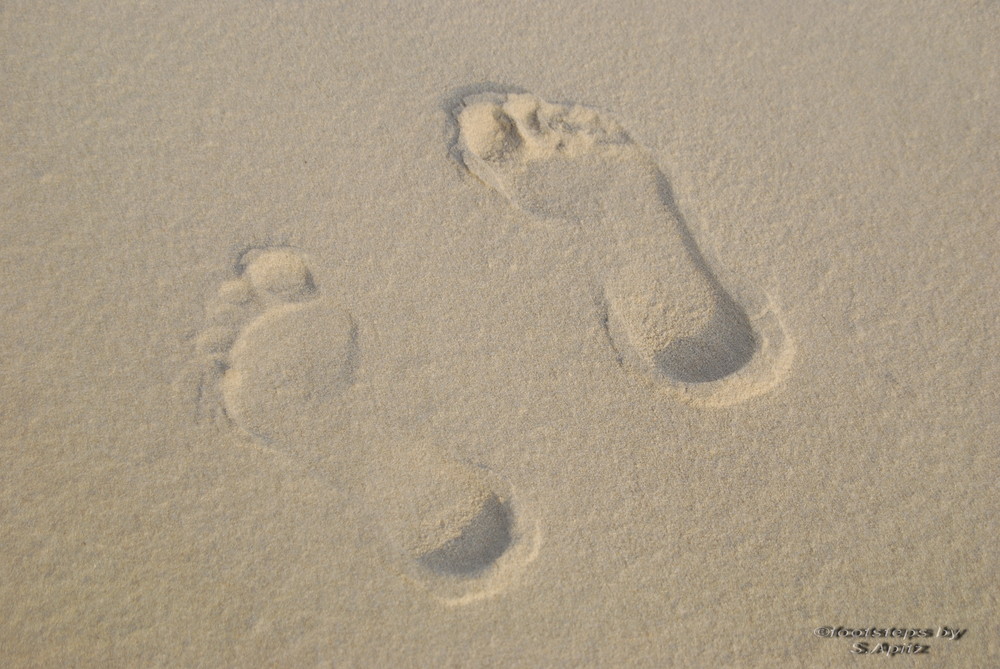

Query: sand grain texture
[2,1,998,667]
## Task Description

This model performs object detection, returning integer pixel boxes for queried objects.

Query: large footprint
[455,91,793,405]
[190,247,537,604]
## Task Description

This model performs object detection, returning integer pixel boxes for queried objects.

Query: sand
[2,2,998,666]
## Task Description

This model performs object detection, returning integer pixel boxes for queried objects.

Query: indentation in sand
[221,300,357,443]
[375,454,540,605]
[604,261,756,384]
[417,494,513,576]
[186,246,537,605]
[455,90,794,404]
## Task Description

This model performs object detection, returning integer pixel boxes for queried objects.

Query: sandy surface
[2,2,998,666]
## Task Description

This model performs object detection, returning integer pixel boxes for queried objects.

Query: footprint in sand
[454,90,794,405]
[190,246,538,605]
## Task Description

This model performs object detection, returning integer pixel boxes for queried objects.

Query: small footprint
[455,90,793,405]
[188,247,536,604]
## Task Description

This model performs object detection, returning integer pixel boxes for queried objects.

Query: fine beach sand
[2,2,998,666]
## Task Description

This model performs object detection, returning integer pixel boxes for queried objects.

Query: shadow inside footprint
[653,295,757,383]
[374,454,540,604]
[418,494,513,577]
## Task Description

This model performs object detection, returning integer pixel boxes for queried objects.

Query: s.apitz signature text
[813,625,967,657]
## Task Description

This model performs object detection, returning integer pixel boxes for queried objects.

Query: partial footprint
[193,247,358,444]
[455,91,793,405]
[371,449,540,606]
[222,300,357,443]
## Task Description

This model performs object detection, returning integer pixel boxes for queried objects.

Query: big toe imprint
[455,90,793,405]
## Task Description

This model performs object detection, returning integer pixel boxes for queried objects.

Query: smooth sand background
[2,2,998,666]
